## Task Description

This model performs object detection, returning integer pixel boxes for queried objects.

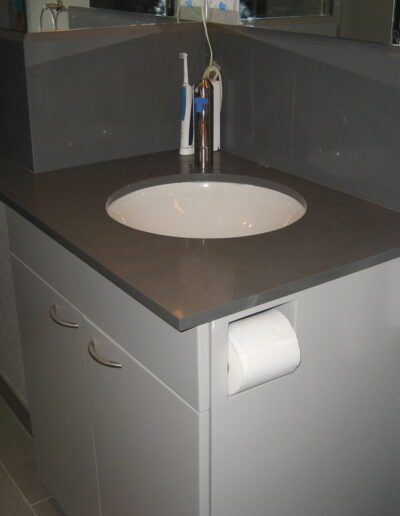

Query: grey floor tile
[0,398,49,504]
[0,463,34,515]
[32,498,65,516]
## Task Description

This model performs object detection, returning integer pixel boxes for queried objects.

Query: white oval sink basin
[106,178,306,239]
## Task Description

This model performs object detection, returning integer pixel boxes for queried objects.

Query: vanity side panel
[7,208,207,411]
[0,202,26,402]
[210,259,400,516]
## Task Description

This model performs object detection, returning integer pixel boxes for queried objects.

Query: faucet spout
[194,79,214,170]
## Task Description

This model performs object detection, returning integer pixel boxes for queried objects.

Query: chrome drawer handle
[88,340,122,369]
[49,304,79,329]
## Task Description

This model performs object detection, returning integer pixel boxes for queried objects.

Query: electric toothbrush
[179,52,194,156]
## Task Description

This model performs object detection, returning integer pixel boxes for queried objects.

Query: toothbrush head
[179,52,189,83]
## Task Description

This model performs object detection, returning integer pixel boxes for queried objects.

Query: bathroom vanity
[2,150,400,515]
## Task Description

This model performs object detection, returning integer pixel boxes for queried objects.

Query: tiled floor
[0,396,65,515]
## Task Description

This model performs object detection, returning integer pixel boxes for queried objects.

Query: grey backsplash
[1,23,400,210]
[24,23,205,173]
[0,30,32,171]
[211,26,400,212]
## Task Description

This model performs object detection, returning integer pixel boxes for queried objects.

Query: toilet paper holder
[227,301,300,396]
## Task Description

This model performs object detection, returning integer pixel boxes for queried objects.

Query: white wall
[26,0,89,32]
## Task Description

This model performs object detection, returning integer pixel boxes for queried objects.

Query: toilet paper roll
[228,309,300,395]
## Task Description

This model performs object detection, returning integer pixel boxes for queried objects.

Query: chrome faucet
[194,79,214,169]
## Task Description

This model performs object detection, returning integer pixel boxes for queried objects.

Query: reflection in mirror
[0,0,27,32]
[19,0,400,47]
[241,0,331,20]
[241,0,399,46]
[68,4,177,30]
[26,0,179,32]
[90,0,174,17]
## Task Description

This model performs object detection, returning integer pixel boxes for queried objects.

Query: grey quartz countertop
[1,150,400,331]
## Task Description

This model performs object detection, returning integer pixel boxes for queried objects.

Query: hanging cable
[177,0,222,103]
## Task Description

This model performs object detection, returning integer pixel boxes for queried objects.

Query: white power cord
[40,5,57,31]
[176,0,223,103]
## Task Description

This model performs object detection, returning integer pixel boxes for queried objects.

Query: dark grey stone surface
[1,150,400,330]
[0,30,32,171]
[24,23,205,173]
[3,21,400,215]
[212,25,400,212]
[3,20,400,214]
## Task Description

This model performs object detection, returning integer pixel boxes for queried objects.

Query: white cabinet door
[12,257,100,516]
[86,323,203,516]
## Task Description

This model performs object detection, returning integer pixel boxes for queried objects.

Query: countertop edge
[176,248,400,330]
[1,193,181,328]
[3,191,400,332]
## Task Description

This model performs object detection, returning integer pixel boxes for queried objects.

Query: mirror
[23,0,179,32]
[1,0,399,47]
[241,0,399,45]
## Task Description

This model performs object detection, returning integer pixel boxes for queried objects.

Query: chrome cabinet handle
[49,304,79,329]
[88,340,122,369]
